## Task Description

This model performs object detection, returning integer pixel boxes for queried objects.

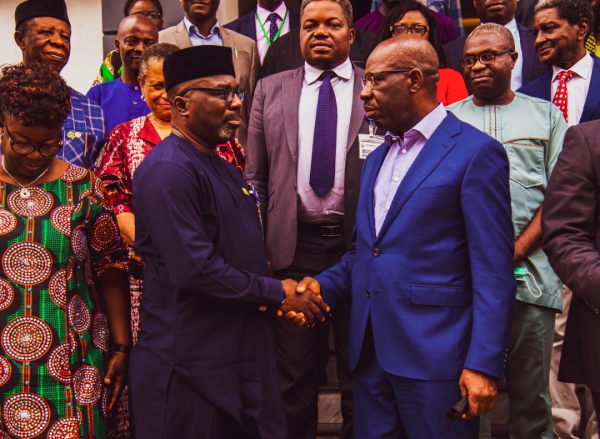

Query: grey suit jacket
[159,20,261,146]
[245,64,375,271]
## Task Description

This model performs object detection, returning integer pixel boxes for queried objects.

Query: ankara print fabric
[0,165,136,439]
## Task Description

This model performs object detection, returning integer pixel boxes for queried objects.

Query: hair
[593,0,600,35]
[15,18,31,34]
[466,23,515,51]
[0,63,71,128]
[372,1,448,69]
[300,0,354,27]
[139,43,179,80]
[124,0,163,17]
[535,0,594,37]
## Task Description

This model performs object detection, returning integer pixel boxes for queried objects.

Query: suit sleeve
[461,137,517,379]
[542,125,600,309]
[244,78,268,222]
[135,160,284,309]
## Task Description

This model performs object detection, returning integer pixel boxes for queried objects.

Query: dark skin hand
[459,368,498,419]
[278,279,330,327]
[514,205,543,266]
[95,268,132,416]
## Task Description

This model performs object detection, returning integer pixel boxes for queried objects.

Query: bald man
[87,15,158,134]
[295,37,516,439]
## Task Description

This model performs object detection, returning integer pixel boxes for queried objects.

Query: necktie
[267,13,279,43]
[553,70,574,122]
[310,71,337,197]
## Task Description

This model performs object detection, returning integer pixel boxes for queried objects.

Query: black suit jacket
[445,22,548,87]
[224,7,301,41]
[542,120,600,392]
[260,26,375,78]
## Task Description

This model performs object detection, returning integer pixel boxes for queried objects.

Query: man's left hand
[458,368,497,419]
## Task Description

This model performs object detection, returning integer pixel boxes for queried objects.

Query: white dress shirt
[504,19,523,90]
[551,53,594,126]
[255,2,290,63]
[297,58,354,223]
[184,17,223,46]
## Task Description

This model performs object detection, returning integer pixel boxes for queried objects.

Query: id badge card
[358,134,385,159]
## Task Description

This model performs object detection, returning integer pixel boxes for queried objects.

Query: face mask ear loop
[525,271,542,298]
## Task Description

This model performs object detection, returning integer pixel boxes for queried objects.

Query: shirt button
[133,101,138,105]
[134,86,139,90]
[393,177,399,182]
[366,290,370,298]
[325,209,329,215]
[373,248,380,257]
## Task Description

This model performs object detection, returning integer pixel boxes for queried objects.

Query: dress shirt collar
[503,18,518,36]
[257,2,288,24]
[184,16,221,39]
[552,52,594,82]
[385,103,447,145]
[304,57,353,84]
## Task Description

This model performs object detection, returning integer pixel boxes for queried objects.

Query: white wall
[0,0,104,95]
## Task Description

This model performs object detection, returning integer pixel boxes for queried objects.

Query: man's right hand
[279,279,329,326]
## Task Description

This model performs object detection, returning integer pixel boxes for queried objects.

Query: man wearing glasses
[295,36,516,438]
[245,0,381,437]
[448,23,567,439]
[129,45,329,439]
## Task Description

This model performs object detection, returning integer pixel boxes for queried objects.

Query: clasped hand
[277,277,328,327]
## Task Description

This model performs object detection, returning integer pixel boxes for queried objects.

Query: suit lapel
[518,24,535,84]
[347,66,366,151]
[375,114,459,242]
[581,57,600,122]
[174,21,192,49]
[283,68,304,162]
[363,141,391,244]
[538,71,552,101]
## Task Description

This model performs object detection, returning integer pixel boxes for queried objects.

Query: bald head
[115,14,158,82]
[372,37,439,76]
[361,37,440,135]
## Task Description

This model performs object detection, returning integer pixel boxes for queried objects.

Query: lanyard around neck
[257,8,288,46]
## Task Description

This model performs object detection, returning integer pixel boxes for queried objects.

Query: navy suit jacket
[224,7,301,41]
[445,22,548,87]
[316,113,517,381]
[519,55,600,123]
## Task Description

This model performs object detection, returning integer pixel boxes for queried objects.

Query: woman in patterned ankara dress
[0,64,136,439]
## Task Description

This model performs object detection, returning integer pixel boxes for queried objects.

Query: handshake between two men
[277,277,325,327]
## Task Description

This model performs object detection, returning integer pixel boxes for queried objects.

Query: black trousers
[273,228,353,439]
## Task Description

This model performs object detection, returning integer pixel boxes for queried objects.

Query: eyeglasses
[361,69,412,88]
[390,24,429,37]
[132,11,162,21]
[459,50,514,68]
[3,125,63,156]
[179,87,246,103]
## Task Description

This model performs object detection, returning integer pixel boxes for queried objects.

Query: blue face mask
[514,266,542,298]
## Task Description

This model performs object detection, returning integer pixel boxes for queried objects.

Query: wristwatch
[112,344,132,354]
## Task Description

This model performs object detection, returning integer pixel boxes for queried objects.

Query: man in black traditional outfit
[129,45,328,439]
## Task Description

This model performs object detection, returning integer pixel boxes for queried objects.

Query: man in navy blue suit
[519,0,600,126]
[294,37,517,438]
[224,0,300,64]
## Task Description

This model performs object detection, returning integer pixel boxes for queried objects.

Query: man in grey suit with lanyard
[245,0,383,437]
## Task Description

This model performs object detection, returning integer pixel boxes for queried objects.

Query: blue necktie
[267,13,279,43]
[310,71,337,197]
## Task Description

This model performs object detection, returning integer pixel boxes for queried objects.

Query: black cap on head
[15,0,70,29]
[163,46,236,91]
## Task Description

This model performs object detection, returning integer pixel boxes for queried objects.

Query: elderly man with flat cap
[294,36,516,438]
[128,45,328,439]
[14,0,105,168]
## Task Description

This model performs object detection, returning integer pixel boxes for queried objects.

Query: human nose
[360,85,372,101]
[229,93,243,109]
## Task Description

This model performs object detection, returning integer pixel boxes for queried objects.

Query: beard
[217,122,238,144]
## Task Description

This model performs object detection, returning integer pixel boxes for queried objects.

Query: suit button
[373,248,380,257]
[366,290,370,298]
